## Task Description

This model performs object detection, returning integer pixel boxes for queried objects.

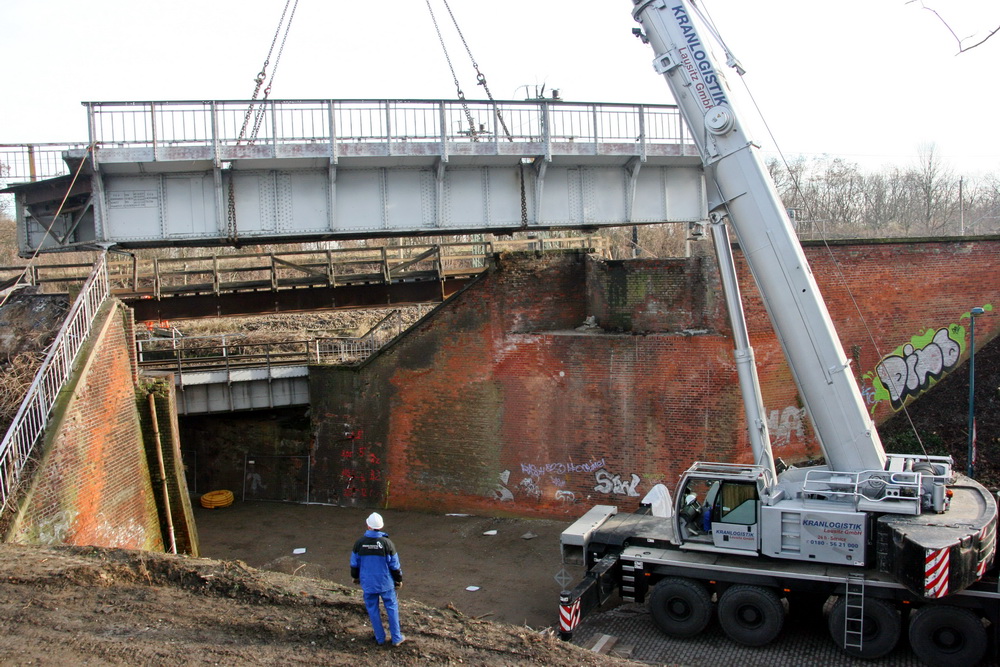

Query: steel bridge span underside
[7,99,707,253]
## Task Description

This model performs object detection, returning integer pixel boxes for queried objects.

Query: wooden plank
[587,634,618,655]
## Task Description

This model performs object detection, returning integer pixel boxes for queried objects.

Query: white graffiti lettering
[594,468,641,497]
[555,490,576,503]
[521,459,606,478]
[491,470,514,502]
[767,406,806,448]
[859,382,877,406]
[519,477,542,500]
[876,328,961,408]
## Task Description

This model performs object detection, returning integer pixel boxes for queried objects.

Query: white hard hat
[366,512,384,530]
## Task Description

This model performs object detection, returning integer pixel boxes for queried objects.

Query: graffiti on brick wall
[490,457,608,503]
[863,321,971,412]
[520,459,606,478]
[594,468,641,497]
[30,510,150,548]
[519,476,543,499]
[341,441,383,500]
[492,470,515,501]
[555,490,576,504]
[767,407,807,448]
[324,415,384,501]
[94,515,150,548]
[32,509,79,545]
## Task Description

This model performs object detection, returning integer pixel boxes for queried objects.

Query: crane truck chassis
[559,469,1000,664]
[557,1,1000,665]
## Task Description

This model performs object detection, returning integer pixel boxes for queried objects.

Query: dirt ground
[194,501,581,631]
[0,502,634,666]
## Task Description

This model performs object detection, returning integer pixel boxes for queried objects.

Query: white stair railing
[0,252,110,511]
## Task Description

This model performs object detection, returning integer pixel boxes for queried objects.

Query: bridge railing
[137,334,315,375]
[82,99,691,152]
[314,310,406,365]
[0,236,602,300]
[0,143,91,182]
[137,308,409,376]
[0,252,110,511]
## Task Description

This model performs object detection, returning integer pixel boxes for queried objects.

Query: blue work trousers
[363,588,402,644]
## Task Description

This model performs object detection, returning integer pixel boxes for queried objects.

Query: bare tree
[962,174,1000,235]
[861,168,910,235]
[907,1,1000,52]
[763,150,996,241]
[908,144,959,235]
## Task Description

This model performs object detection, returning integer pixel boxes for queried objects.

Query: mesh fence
[243,454,310,503]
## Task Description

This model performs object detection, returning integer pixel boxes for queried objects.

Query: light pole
[967,306,985,477]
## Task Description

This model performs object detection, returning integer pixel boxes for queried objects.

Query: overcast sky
[2,0,998,175]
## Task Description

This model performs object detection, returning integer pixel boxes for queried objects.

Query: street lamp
[967,306,985,477]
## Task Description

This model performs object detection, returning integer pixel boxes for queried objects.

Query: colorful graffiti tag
[863,306,992,412]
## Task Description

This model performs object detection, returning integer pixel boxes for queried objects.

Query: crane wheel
[200,489,234,509]
[827,596,900,659]
[717,584,784,646]
[648,577,713,638]
[909,605,987,667]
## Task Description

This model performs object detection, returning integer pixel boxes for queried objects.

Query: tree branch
[906,0,1000,53]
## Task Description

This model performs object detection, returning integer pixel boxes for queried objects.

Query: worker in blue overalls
[350,512,405,646]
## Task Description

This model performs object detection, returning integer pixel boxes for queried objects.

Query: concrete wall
[5,302,164,549]
[310,239,1000,520]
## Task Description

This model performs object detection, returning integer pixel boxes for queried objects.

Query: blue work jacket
[350,529,403,594]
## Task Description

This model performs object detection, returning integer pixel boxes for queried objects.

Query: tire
[717,585,784,647]
[909,605,987,667]
[827,596,900,659]
[648,577,713,638]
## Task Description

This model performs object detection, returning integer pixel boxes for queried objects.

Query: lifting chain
[227,0,301,244]
[439,0,512,141]
[431,0,527,227]
[425,0,479,141]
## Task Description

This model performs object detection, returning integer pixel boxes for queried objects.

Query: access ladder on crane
[844,573,866,652]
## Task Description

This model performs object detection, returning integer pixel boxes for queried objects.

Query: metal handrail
[137,309,407,376]
[79,99,689,151]
[0,142,90,182]
[801,468,923,508]
[0,252,110,510]
[316,310,404,365]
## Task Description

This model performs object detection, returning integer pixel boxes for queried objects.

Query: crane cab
[674,462,771,556]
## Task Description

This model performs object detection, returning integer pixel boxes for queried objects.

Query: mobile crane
[558,2,999,664]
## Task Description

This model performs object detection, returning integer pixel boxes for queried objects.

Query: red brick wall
[745,239,1000,459]
[311,239,1000,521]
[311,249,744,518]
[6,301,164,550]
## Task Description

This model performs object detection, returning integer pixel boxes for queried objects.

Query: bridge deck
[5,99,707,254]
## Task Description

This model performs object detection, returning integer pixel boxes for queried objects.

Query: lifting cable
[424,0,527,227]
[227,0,301,244]
[695,1,930,457]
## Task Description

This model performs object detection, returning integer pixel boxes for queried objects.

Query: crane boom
[557,6,998,659]
[631,0,885,473]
